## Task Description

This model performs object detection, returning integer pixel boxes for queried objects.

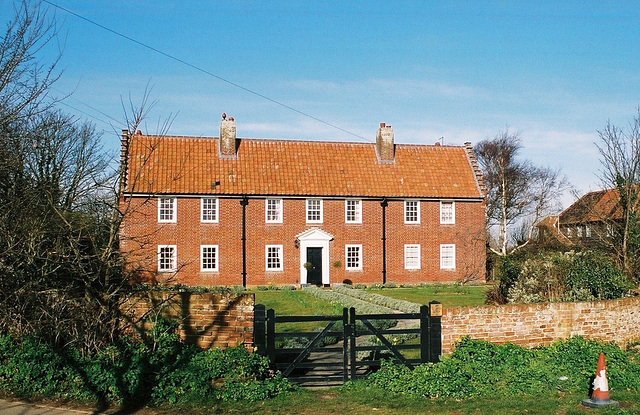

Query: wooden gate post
[266,308,276,365]
[349,307,357,380]
[254,304,266,355]
[427,300,442,363]
[419,305,429,363]
[342,308,349,383]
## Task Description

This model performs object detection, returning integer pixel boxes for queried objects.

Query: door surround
[296,228,333,285]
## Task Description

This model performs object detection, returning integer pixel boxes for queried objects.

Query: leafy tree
[596,109,640,282]
[475,130,569,256]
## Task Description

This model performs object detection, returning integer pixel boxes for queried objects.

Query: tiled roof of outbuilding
[123,134,485,199]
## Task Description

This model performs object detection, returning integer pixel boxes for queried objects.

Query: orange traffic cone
[581,353,619,408]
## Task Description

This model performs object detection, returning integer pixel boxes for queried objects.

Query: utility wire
[52,87,122,126]
[43,0,373,143]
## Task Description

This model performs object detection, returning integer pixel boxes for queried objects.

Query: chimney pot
[380,122,385,128]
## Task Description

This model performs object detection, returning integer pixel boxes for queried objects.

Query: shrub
[367,336,640,399]
[0,318,295,408]
[507,251,631,303]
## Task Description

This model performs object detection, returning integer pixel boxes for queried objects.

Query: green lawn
[254,289,344,333]
[154,384,640,414]
[370,283,490,307]
[254,289,343,315]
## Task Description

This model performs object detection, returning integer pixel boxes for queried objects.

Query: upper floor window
[201,198,219,223]
[265,245,283,271]
[440,201,455,224]
[585,225,591,238]
[440,244,456,270]
[404,244,421,270]
[345,199,362,224]
[345,244,362,270]
[158,245,177,272]
[404,200,420,224]
[306,199,323,223]
[158,198,176,223]
[200,245,219,272]
[266,199,283,223]
[577,226,583,238]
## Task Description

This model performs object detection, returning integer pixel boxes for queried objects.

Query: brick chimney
[219,113,237,159]
[376,122,395,163]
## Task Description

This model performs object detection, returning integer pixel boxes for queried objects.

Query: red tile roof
[123,135,484,199]
[560,189,621,224]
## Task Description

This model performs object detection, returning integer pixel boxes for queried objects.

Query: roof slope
[560,189,621,224]
[124,135,484,199]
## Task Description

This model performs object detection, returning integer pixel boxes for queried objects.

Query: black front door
[306,247,323,286]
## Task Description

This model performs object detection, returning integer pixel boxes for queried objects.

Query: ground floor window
[200,245,219,271]
[345,244,362,270]
[404,244,421,269]
[440,244,455,270]
[158,245,177,272]
[266,245,283,271]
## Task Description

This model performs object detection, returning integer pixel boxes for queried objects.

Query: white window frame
[158,245,177,272]
[345,199,362,224]
[577,226,583,238]
[440,201,455,224]
[158,198,177,223]
[306,198,323,224]
[345,244,363,271]
[566,227,573,238]
[404,200,420,224]
[404,244,421,270]
[585,225,591,238]
[200,198,219,223]
[200,245,219,272]
[440,244,456,270]
[265,245,283,271]
[265,199,283,223]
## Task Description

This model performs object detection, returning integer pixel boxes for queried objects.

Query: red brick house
[119,116,486,287]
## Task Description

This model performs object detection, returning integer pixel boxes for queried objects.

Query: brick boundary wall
[120,291,255,350]
[441,296,640,354]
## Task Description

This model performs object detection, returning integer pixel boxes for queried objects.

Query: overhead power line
[43,0,372,142]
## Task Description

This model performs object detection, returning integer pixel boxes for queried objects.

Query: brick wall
[441,296,640,354]
[121,291,255,349]
[120,196,486,286]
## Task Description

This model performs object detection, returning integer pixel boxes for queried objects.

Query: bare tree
[596,109,640,281]
[0,0,61,127]
[475,130,569,256]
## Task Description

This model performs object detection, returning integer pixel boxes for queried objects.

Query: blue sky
[3,1,640,208]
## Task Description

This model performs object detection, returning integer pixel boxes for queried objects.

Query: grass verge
[372,283,490,307]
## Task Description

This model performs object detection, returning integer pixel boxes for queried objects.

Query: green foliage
[367,336,640,399]
[507,251,632,303]
[0,318,294,408]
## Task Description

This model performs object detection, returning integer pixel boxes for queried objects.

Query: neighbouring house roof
[122,134,485,199]
[560,189,621,224]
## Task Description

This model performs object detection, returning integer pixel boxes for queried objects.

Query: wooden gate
[254,302,442,385]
